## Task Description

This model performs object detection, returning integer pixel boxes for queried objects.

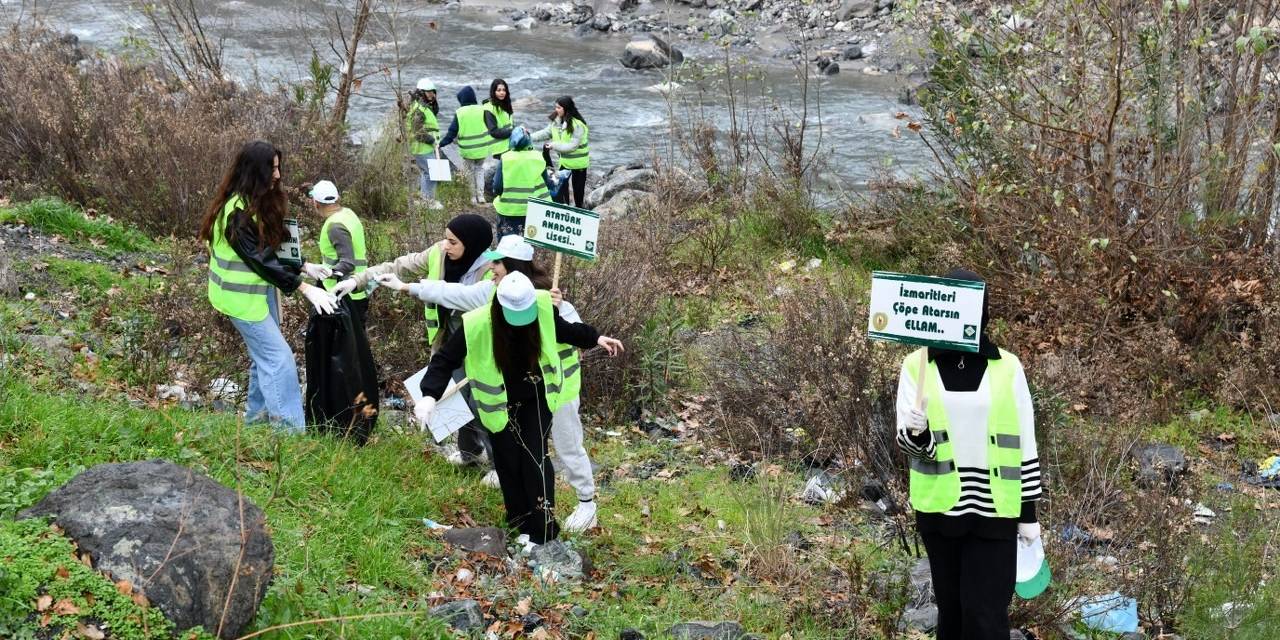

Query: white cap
[495,271,538,326]
[416,77,436,92]
[483,234,535,262]
[309,180,339,204]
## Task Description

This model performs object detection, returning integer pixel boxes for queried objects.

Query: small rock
[620,630,645,640]
[521,612,545,631]
[570,605,588,617]
[430,599,484,631]
[515,17,536,30]
[592,15,612,31]
[837,0,877,20]
[529,540,588,580]
[1192,503,1216,523]
[23,291,35,300]
[666,621,749,640]
[443,527,508,558]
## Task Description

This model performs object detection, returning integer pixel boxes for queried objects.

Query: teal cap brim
[502,303,537,326]
[1015,558,1051,599]
[481,249,503,261]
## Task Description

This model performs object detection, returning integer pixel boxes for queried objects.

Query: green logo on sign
[585,241,595,252]
[963,325,977,339]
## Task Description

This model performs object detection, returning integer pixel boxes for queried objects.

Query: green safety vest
[482,287,583,402]
[319,207,368,301]
[904,347,1024,518]
[207,195,273,322]
[462,290,566,432]
[455,104,491,160]
[406,101,439,156]
[485,102,514,157]
[423,246,494,347]
[552,119,590,170]
[494,149,549,218]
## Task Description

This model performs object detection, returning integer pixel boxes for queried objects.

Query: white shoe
[481,469,501,488]
[563,500,598,533]
[445,450,467,466]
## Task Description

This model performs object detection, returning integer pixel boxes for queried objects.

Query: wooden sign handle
[439,377,469,402]
[551,252,563,291]
[914,348,928,410]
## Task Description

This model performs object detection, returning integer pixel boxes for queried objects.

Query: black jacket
[226,211,302,293]
[421,307,598,402]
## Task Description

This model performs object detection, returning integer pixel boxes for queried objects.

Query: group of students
[405,77,590,239]
[199,138,617,547]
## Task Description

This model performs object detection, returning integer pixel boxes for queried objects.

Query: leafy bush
[0,198,156,253]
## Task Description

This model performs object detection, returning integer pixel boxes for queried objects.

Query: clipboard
[404,367,474,443]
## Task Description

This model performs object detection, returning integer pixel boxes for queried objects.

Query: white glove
[300,283,338,315]
[302,262,333,281]
[375,272,407,291]
[1018,522,1041,543]
[906,399,928,436]
[414,397,436,432]
[331,279,359,299]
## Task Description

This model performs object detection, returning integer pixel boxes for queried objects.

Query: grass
[0,198,157,254]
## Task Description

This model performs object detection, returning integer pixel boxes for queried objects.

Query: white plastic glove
[331,279,359,299]
[375,272,407,291]
[906,398,928,436]
[302,262,333,281]
[596,336,624,356]
[300,283,338,315]
[1018,522,1041,543]
[414,396,436,432]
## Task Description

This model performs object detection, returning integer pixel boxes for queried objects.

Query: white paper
[426,158,452,181]
[403,367,473,443]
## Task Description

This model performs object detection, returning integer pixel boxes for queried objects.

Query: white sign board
[426,158,452,181]
[524,198,600,260]
[276,218,302,267]
[404,367,474,443]
[866,271,985,352]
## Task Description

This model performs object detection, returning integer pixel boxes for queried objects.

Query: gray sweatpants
[551,398,595,501]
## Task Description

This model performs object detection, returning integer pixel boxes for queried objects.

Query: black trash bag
[304,298,378,445]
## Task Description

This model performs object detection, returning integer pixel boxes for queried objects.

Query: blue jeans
[230,290,305,433]
[414,154,439,200]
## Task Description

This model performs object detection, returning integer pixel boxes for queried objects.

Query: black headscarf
[443,214,493,283]
[927,268,1000,392]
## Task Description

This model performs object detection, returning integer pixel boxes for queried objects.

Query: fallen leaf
[115,579,133,595]
[36,594,52,612]
[52,599,80,615]
[1216,432,1236,444]
[531,629,551,640]
[76,621,106,639]
[516,596,532,615]
[55,566,69,580]
[907,121,923,132]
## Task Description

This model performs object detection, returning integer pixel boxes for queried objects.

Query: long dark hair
[490,298,541,377]
[197,140,287,248]
[553,96,585,135]
[500,257,552,290]
[488,78,512,115]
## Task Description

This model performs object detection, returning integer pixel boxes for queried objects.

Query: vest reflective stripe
[552,119,590,170]
[207,195,272,322]
[485,103,514,156]
[558,346,581,401]
[407,102,439,156]
[494,149,549,217]
[904,347,1024,518]
[455,105,491,159]
[422,244,445,345]
[462,291,565,432]
[319,208,368,300]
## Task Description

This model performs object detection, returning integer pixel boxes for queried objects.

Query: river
[16,0,934,192]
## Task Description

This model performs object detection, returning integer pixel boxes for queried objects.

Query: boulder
[443,526,507,558]
[817,57,840,76]
[430,599,485,631]
[620,35,685,69]
[584,166,656,209]
[515,17,537,30]
[667,621,750,639]
[1132,442,1187,489]
[593,14,613,31]
[843,45,864,60]
[837,0,877,20]
[529,540,590,580]
[19,460,273,639]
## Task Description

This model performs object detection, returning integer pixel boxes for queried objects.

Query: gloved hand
[1018,522,1041,543]
[906,399,928,436]
[331,279,359,299]
[302,262,332,281]
[414,396,436,431]
[300,283,338,314]
[375,273,407,292]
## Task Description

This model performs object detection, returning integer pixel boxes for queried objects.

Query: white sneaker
[481,469,501,488]
[445,450,467,466]
[563,500,598,533]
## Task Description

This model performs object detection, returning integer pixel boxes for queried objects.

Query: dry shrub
[0,27,405,237]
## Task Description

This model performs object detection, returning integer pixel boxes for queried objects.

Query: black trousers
[489,398,559,544]
[920,531,1016,640]
[453,367,493,463]
[566,169,587,208]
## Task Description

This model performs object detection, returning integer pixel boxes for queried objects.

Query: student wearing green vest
[491,126,554,239]
[406,77,444,210]
[333,214,497,463]
[895,269,1042,640]
[309,180,370,323]
[439,86,491,205]
[196,140,338,433]
[531,96,591,208]
[415,271,623,546]
[374,234,601,532]
[482,78,514,159]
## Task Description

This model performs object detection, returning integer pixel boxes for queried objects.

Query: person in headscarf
[894,268,1043,640]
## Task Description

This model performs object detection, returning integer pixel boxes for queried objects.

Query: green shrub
[0,198,155,253]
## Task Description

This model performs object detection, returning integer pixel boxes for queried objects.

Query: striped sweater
[895,358,1041,519]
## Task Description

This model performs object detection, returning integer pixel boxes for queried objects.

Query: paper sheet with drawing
[404,367,474,443]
